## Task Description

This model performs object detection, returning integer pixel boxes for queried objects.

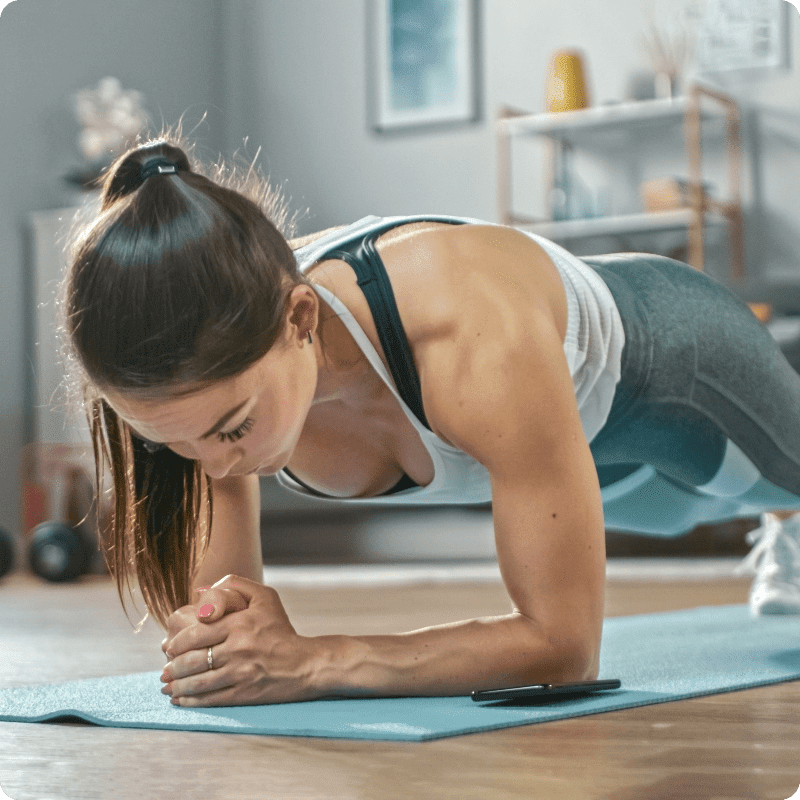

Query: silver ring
[207,646,214,671]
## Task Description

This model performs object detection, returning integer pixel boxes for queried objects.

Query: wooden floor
[1,567,799,800]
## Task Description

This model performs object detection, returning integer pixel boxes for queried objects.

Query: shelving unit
[496,85,745,280]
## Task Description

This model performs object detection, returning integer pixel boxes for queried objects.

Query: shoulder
[287,225,348,251]
[421,283,578,467]
[304,221,572,443]
[372,225,577,464]
[370,223,568,354]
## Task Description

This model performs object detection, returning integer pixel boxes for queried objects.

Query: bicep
[193,474,263,591]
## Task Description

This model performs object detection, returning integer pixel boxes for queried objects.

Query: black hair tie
[139,157,180,183]
[135,435,167,454]
[130,430,167,454]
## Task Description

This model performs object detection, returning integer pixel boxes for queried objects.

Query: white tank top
[274,216,624,505]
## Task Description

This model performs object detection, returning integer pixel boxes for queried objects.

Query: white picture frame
[370,0,480,132]
[696,0,791,74]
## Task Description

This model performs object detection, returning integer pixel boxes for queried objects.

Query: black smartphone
[471,678,621,703]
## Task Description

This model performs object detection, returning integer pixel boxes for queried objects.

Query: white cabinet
[29,206,92,447]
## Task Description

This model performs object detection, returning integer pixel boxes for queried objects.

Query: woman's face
[104,328,319,480]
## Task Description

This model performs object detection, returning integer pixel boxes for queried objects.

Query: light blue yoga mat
[1,604,798,741]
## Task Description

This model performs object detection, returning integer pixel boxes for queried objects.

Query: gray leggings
[585,253,800,535]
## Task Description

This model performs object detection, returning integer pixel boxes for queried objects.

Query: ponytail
[65,132,302,627]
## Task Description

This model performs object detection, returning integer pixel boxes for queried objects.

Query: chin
[252,458,288,477]
[252,466,279,476]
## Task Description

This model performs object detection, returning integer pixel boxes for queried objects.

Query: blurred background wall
[0,0,226,539]
[1,0,798,540]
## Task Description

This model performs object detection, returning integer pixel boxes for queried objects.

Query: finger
[169,675,319,707]
[164,616,227,660]
[162,642,224,683]
[164,604,201,644]
[211,575,291,625]
[169,682,247,708]
[211,574,269,604]
[164,662,237,704]
[166,663,287,707]
[195,586,249,624]
[165,578,284,659]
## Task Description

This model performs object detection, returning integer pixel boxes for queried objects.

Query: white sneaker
[735,512,800,615]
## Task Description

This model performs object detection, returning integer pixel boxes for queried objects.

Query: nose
[193,443,242,480]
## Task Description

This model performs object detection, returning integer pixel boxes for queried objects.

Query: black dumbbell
[28,522,92,582]
[0,527,14,579]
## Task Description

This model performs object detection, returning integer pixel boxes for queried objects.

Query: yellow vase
[546,50,590,113]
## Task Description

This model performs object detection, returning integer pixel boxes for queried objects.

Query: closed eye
[217,417,254,444]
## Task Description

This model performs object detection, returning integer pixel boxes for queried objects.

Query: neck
[311,299,373,406]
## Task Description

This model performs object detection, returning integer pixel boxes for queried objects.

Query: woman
[65,137,800,708]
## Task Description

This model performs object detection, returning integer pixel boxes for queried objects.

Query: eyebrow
[199,399,251,440]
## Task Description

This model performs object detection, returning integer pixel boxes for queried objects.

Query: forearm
[193,475,263,591]
[311,613,599,698]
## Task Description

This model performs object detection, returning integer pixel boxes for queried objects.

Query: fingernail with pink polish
[198,603,215,618]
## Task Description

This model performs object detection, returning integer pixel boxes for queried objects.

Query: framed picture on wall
[695,0,791,74]
[369,0,480,132]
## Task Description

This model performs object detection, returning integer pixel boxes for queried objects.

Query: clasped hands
[160,575,321,707]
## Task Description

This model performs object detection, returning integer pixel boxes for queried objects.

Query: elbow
[555,636,600,682]
[554,622,602,681]
[536,631,600,683]
[521,617,601,683]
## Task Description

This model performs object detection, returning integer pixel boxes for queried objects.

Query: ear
[285,283,318,344]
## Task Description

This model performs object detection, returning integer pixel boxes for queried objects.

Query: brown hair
[64,134,303,627]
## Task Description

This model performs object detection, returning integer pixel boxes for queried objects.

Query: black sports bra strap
[285,218,469,497]
[327,237,431,429]
[323,218,467,432]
